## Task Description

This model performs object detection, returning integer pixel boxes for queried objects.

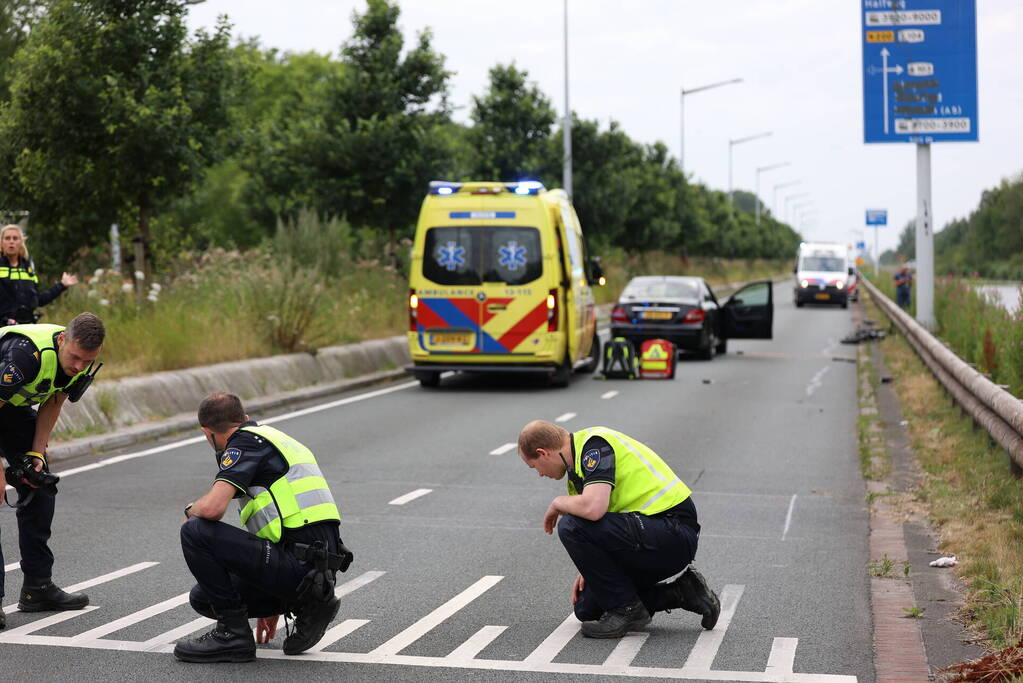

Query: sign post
[866,209,888,277]
[861,0,977,328]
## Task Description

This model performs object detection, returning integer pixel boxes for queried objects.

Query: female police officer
[518,419,720,638]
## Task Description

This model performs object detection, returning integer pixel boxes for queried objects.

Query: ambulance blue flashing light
[511,180,544,196]
[429,180,463,195]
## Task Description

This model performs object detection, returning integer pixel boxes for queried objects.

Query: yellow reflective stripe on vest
[571,427,691,515]
[234,425,340,542]
[0,266,39,282]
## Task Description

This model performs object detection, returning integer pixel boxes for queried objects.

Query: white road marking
[683,584,744,671]
[805,366,830,396]
[446,625,507,660]
[4,562,18,572]
[0,606,98,637]
[489,443,516,455]
[69,592,190,644]
[307,619,370,653]
[524,612,579,663]
[0,571,857,681]
[388,488,433,506]
[44,381,420,483]
[766,637,799,675]
[2,561,158,615]
[336,570,386,599]
[782,494,798,541]
[554,412,577,423]
[604,631,649,667]
[370,575,503,656]
[601,390,619,400]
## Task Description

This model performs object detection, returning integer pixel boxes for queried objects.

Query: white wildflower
[121,282,134,293]
[94,268,104,278]
[150,283,162,292]
[147,293,159,303]
[134,270,145,281]
[99,298,110,307]
[86,290,98,298]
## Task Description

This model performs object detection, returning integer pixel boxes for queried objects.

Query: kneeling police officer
[175,392,352,663]
[518,420,720,638]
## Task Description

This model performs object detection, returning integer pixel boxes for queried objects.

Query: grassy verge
[862,291,1023,650]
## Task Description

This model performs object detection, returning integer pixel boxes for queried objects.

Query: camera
[6,456,59,497]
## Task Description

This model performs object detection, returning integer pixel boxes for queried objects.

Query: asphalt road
[0,290,871,682]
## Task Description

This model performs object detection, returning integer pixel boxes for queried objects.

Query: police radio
[65,362,103,403]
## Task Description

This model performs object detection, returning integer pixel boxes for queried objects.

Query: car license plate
[430,332,471,346]
[642,310,673,320]
[814,293,830,301]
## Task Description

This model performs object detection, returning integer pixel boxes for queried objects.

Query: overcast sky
[186,1,1021,255]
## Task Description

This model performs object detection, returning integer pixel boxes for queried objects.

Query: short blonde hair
[1,225,29,262]
[518,420,568,459]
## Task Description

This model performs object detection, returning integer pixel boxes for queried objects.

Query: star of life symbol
[498,241,527,271]
[437,241,466,271]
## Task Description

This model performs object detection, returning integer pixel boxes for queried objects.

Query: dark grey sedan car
[610,276,774,360]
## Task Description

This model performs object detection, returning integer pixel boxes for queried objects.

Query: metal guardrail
[862,277,1023,474]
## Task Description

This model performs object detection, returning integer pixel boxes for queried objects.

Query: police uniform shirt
[213,420,340,546]
[571,434,699,526]
[0,331,72,402]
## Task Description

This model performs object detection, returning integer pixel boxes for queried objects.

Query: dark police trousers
[0,405,58,599]
[558,511,698,621]
[181,517,337,618]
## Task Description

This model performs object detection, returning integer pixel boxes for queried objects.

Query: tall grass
[866,270,1023,396]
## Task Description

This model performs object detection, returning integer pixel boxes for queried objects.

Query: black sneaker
[283,596,341,655]
[173,608,256,663]
[18,580,88,612]
[665,567,720,630]
[580,600,651,639]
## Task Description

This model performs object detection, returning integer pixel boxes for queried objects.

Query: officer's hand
[19,455,44,488]
[255,616,279,643]
[61,272,79,287]
[543,502,560,535]
[571,574,585,605]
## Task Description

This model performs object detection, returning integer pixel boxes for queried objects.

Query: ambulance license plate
[642,310,673,320]
[430,332,471,346]
[814,293,830,300]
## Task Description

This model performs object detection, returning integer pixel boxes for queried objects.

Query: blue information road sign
[866,209,888,226]
[861,0,978,144]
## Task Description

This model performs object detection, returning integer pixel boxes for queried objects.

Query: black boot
[0,608,5,629]
[173,607,256,663]
[18,577,89,612]
[664,566,720,630]
[580,599,651,639]
[283,596,340,655]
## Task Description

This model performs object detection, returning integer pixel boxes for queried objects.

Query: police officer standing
[0,312,105,629]
[517,420,720,638]
[174,392,353,663]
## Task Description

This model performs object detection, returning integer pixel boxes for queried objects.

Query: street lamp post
[679,78,742,176]
[754,162,790,224]
[784,193,810,223]
[562,0,572,198]
[728,131,771,214]
[772,180,801,219]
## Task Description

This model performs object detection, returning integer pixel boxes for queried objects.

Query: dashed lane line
[781,494,797,541]
[489,443,516,455]
[388,488,433,506]
[554,412,577,423]
[601,390,619,400]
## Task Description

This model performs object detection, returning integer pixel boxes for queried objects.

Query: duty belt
[287,541,353,572]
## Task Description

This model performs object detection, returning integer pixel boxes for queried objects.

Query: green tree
[0,0,43,102]
[469,63,555,181]
[895,220,915,261]
[0,0,238,275]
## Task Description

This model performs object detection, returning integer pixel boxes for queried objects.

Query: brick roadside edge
[854,300,932,682]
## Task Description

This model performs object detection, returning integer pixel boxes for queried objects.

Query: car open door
[721,280,773,339]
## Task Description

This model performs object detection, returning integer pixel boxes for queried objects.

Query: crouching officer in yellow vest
[174,393,353,663]
[517,420,720,638]
[0,312,105,630]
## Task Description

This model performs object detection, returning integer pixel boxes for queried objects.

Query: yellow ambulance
[406,180,603,388]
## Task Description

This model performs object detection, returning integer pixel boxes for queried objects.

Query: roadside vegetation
[862,292,1023,654]
[868,272,1023,397]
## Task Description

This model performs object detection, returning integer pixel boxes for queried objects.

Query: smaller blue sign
[856,241,867,250]
[866,209,888,226]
